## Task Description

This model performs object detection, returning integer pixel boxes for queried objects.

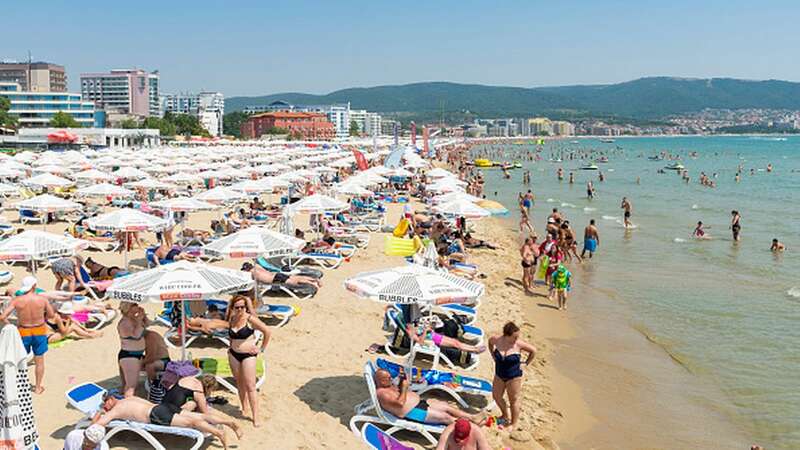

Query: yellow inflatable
[393,218,410,237]
[474,159,492,168]
[384,236,416,256]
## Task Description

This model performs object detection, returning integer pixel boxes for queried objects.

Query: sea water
[472,136,800,449]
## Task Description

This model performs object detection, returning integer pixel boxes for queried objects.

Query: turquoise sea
[472,136,800,449]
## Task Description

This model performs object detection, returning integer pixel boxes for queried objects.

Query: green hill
[226,77,800,120]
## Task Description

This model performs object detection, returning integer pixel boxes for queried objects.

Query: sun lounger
[19,209,44,225]
[384,309,478,371]
[349,361,445,446]
[0,270,13,285]
[255,303,297,327]
[195,356,267,395]
[282,252,343,270]
[376,358,494,410]
[360,423,413,450]
[65,382,206,450]
[259,281,317,300]
[256,256,323,279]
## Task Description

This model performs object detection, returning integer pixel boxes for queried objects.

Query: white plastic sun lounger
[65,382,205,450]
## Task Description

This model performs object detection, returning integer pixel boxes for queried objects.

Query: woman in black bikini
[117,302,148,397]
[226,295,271,427]
[487,322,537,432]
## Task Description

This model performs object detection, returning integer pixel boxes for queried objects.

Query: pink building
[80,69,160,117]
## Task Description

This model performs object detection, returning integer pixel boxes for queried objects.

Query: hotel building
[0,82,95,128]
[80,69,160,117]
[240,112,335,140]
[0,61,66,92]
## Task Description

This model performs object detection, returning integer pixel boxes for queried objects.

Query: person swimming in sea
[692,221,710,239]
[770,238,785,252]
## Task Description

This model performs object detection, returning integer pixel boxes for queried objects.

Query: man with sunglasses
[436,418,490,450]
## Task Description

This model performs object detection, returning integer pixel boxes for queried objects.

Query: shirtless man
[771,238,785,252]
[586,180,595,199]
[0,276,54,394]
[581,219,600,258]
[436,418,490,450]
[93,394,242,450]
[620,197,632,228]
[374,368,482,425]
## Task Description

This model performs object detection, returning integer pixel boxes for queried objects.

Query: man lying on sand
[374,368,484,425]
[93,394,242,450]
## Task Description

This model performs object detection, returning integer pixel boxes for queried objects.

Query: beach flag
[411,122,417,147]
[423,126,430,156]
[352,149,368,171]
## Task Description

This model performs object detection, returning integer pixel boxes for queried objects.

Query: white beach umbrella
[0,325,39,449]
[126,178,176,191]
[334,182,374,197]
[0,230,87,265]
[202,226,305,259]
[73,168,114,182]
[432,191,482,204]
[433,199,491,219]
[86,208,169,268]
[426,168,455,178]
[230,179,274,194]
[287,193,349,214]
[0,167,24,178]
[86,208,168,233]
[0,182,20,197]
[15,194,80,212]
[162,172,198,185]
[112,166,149,180]
[344,264,484,304]
[75,183,135,198]
[150,197,220,212]
[194,186,247,204]
[22,173,74,188]
[33,164,71,175]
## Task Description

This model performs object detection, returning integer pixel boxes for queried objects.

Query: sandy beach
[4,200,568,450]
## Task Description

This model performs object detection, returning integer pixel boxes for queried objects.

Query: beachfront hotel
[80,69,161,118]
[161,91,225,136]
[0,61,67,92]
[0,81,96,128]
[240,111,335,140]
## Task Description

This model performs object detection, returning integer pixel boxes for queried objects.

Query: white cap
[19,276,37,293]
[84,424,106,444]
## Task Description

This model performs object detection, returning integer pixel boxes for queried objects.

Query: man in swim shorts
[94,394,241,450]
[620,197,632,228]
[0,276,54,394]
[374,368,482,425]
[582,219,600,259]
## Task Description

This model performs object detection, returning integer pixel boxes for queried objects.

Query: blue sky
[4,0,800,96]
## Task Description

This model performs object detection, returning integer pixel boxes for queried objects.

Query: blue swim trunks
[404,399,430,423]
[20,325,49,356]
[583,239,597,252]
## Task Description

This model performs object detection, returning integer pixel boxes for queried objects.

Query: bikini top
[229,319,255,340]
[121,326,146,341]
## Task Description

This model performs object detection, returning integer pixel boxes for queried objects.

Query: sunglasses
[233,305,247,310]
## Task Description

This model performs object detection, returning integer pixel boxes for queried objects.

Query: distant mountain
[226,77,800,120]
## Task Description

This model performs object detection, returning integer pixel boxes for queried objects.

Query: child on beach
[550,264,572,311]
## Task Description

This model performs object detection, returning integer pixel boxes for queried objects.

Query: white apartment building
[80,69,160,117]
[349,109,382,137]
[327,104,351,139]
[552,121,575,136]
[161,91,225,136]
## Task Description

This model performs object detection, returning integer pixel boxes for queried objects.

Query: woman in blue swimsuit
[488,322,537,431]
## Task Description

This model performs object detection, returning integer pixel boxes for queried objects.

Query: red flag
[352,149,368,171]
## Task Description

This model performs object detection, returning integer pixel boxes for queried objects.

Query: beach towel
[195,357,265,377]
[392,218,410,237]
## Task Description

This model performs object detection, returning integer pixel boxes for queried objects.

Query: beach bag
[161,360,200,388]
[389,326,411,353]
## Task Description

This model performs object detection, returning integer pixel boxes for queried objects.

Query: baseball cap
[19,276,37,293]
[84,424,106,443]
[453,418,471,442]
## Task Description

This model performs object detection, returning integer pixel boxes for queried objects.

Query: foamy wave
[546,198,556,203]
[560,202,576,208]
[601,215,618,221]
[691,204,699,210]
[607,168,615,172]
[788,287,800,298]
[583,207,597,212]
[674,238,686,243]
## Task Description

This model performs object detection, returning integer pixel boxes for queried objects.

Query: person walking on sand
[488,322,537,432]
[620,197,632,228]
[730,210,741,241]
[0,276,55,394]
[519,203,534,235]
[581,219,599,258]
[519,238,535,294]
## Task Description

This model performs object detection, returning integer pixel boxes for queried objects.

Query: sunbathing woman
[153,242,197,265]
[46,303,102,342]
[406,317,486,355]
[186,304,230,334]
[241,262,321,289]
[85,258,125,280]
[180,227,212,244]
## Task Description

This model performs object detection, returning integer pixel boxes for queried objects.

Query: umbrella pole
[124,231,129,269]
[181,300,187,360]
[253,257,261,309]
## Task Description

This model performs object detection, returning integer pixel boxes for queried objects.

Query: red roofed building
[241,111,335,140]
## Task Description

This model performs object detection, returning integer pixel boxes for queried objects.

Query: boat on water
[474,158,493,168]
[664,162,685,171]
[600,138,615,143]
[595,156,609,163]
[648,155,662,161]
[579,163,599,171]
